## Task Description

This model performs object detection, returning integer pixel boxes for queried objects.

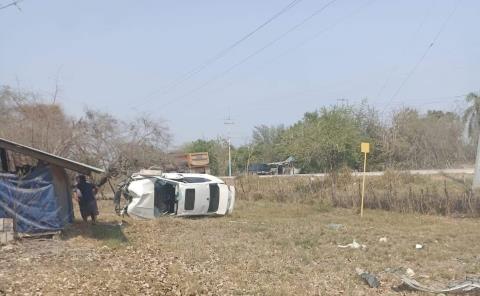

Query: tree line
[1,85,479,176]
[187,95,480,175]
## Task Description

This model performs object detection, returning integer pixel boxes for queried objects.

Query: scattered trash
[327,223,344,230]
[100,245,111,251]
[394,275,480,294]
[118,220,129,227]
[415,244,423,249]
[228,221,248,224]
[338,239,366,250]
[355,268,380,288]
[379,237,388,243]
[405,268,415,277]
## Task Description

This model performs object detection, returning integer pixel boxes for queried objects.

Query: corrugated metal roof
[0,137,104,175]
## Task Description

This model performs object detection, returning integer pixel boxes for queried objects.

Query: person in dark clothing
[73,175,99,224]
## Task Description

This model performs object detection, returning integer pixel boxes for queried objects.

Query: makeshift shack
[0,138,104,234]
[268,156,297,175]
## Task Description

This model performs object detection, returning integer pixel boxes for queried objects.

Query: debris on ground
[228,220,249,224]
[379,237,388,243]
[338,239,366,250]
[394,275,480,294]
[118,220,129,227]
[327,223,344,230]
[405,268,415,278]
[355,268,380,288]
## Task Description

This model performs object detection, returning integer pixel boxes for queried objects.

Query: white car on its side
[114,170,235,219]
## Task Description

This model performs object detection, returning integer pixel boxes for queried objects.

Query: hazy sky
[1,0,478,146]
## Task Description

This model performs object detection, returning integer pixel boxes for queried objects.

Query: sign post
[360,142,370,218]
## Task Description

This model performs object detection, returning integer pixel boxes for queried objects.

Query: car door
[176,183,210,216]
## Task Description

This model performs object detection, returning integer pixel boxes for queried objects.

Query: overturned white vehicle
[114,170,235,219]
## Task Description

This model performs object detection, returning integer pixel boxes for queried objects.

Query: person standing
[73,175,99,224]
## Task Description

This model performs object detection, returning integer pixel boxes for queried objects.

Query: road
[222,168,474,179]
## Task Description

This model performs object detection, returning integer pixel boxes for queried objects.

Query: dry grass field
[231,172,480,217]
[1,198,480,295]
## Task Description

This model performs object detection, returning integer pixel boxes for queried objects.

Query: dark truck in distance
[247,163,272,175]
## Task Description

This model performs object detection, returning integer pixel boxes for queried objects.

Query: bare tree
[0,86,172,175]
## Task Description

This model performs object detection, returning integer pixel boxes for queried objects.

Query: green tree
[231,145,254,175]
[353,100,386,170]
[282,106,361,173]
[251,124,285,163]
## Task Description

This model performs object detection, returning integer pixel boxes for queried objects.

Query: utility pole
[473,134,480,189]
[336,98,349,106]
[224,116,234,177]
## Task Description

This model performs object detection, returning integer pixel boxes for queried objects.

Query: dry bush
[232,173,480,217]
[0,86,172,175]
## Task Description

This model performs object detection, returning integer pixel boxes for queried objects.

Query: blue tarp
[0,166,73,233]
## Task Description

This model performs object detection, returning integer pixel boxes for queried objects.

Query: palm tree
[463,92,480,188]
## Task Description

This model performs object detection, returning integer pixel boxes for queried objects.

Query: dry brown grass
[1,199,480,295]
[232,171,480,217]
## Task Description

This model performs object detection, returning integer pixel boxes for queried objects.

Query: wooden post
[360,152,367,217]
[360,142,370,218]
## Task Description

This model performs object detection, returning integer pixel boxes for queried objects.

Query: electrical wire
[381,0,462,112]
[133,0,304,109]
[0,0,22,10]
[387,93,467,106]
[263,0,376,68]
[375,0,436,101]
[155,0,339,109]
[168,0,374,109]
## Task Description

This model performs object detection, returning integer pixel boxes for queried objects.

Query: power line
[133,0,304,109]
[224,115,235,177]
[174,0,375,108]
[382,0,462,111]
[375,0,436,100]
[387,93,467,106]
[155,0,339,109]
[264,0,376,67]
[0,0,22,10]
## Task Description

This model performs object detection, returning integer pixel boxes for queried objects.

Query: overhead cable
[382,0,462,111]
[156,0,339,109]
[134,0,304,108]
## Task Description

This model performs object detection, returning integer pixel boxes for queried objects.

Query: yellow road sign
[361,142,370,154]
